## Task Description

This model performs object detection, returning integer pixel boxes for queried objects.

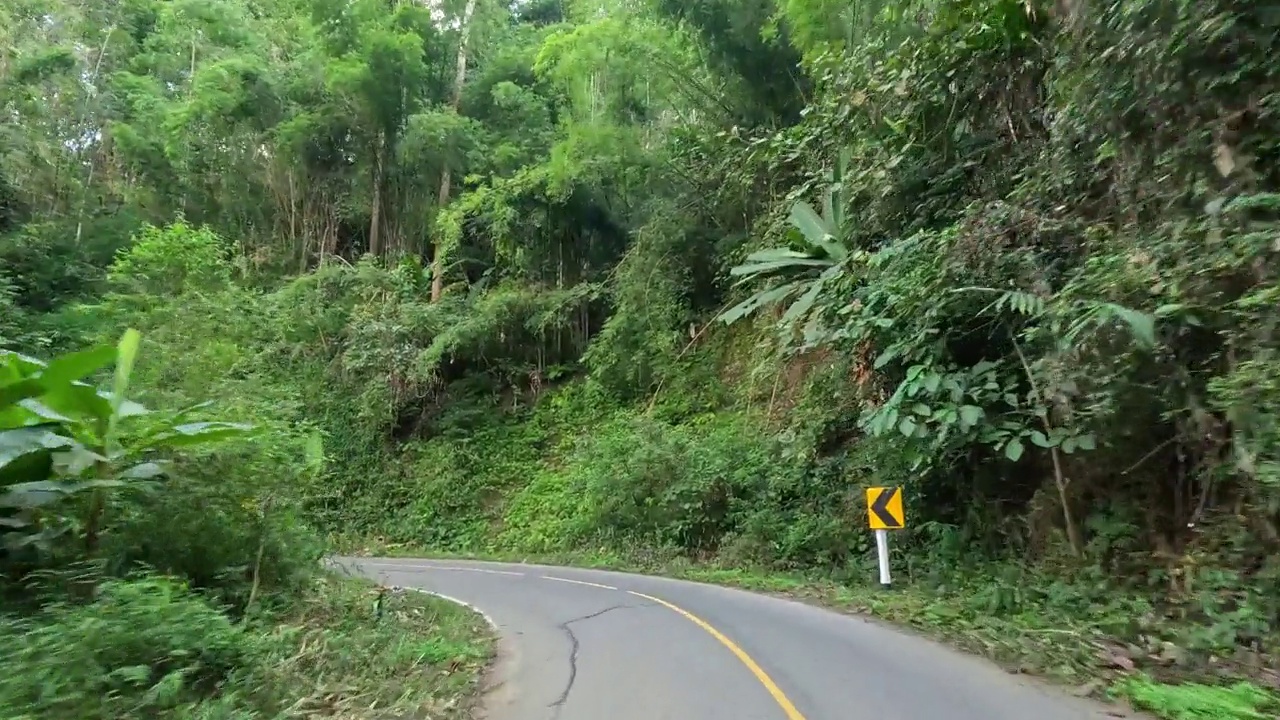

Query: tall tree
[431,0,479,300]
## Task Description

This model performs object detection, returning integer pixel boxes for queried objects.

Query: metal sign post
[875,528,891,588]
[865,486,905,590]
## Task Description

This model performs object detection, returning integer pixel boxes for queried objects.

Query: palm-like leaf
[0,331,253,551]
[718,152,856,331]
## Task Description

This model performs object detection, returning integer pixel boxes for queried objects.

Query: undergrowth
[1114,677,1279,720]
[0,573,492,719]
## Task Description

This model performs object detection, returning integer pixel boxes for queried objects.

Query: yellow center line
[627,590,807,720]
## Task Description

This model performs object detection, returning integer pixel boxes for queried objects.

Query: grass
[251,574,496,719]
[339,537,1280,720]
[1115,676,1280,720]
[0,572,496,720]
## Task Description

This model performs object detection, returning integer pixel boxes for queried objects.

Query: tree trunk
[1049,446,1085,557]
[432,165,452,298]
[430,0,479,301]
[369,132,385,256]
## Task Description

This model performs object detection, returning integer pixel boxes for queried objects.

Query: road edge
[341,559,519,720]
[338,551,1172,716]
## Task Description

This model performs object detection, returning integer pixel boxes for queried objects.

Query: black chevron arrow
[870,487,902,528]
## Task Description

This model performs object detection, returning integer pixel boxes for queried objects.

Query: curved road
[339,557,1142,720]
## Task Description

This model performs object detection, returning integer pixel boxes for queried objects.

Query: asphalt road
[338,557,1142,720]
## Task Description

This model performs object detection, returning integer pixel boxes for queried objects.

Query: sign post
[875,528,891,586]
[865,486,905,589]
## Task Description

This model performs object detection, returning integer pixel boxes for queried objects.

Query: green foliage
[107,222,234,299]
[0,271,24,350]
[5,0,1280,714]
[719,150,863,347]
[0,577,257,719]
[0,238,494,718]
[0,218,143,315]
[0,574,493,720]
[498,406,864,569]
[1114,676,1280,720]
[0,329,251,554]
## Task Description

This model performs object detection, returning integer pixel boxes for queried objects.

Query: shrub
[0,576,258,720]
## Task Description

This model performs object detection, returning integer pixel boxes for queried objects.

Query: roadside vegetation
[0,330,493,717]
[3,0,1277,718]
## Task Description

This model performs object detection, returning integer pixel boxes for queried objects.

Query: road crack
[549,603,648,713]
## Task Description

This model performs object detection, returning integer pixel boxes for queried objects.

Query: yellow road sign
[865,486,905,530]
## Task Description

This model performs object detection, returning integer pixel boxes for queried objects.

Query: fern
[953,287,1156,349]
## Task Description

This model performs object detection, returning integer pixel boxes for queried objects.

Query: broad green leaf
[1099,303,1156,348]
[40,344,117,389]
[22,385,144,438]
[800,313,827,349]
[0,478,129,509]
[873,347,899,369]
[718,297,761,325]
[0,481,73,508]
[15,399,73,425]
[0,351,47,372]
[972,360,998,375]
[923,374,942,394]
[729,257,830,277]
[1029,430,1051,447]
[959,405,983,427]
[145,421,254,449]
[169,400,215,423]
[118,461,167,480]
[71,478,129,492]
[98,392,149,418]
[51,444,108,476]
[0,427,73,465]
[0,378,46,412]
[780,265,842,327]
[108,329,142,441]
[0,427,79,484]
[789,201,846,260]
[173,421,253,435]
[1005,438,1025,462]
[742,248,816,263]
[898,417,916,437]
[1075,434,1097,451]
[37,383,110,424]
[781,278,826,326]
[717,281,804,324]
[114,329,142,397]
[4,527,68,552]
[0,450,53,485]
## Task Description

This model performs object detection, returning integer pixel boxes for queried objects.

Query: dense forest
[2,0,1279,717]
